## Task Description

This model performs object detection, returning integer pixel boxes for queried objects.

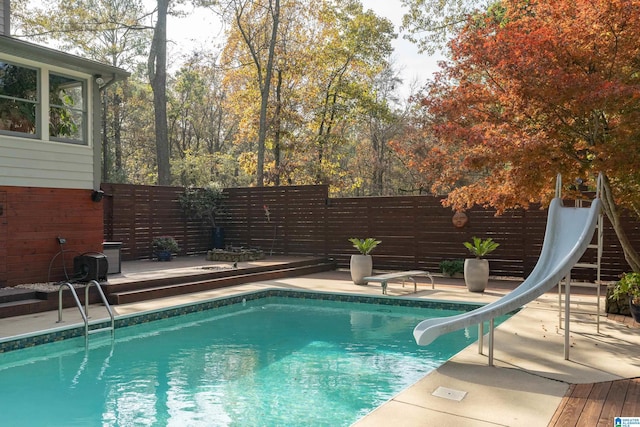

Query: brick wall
[0,186,103,287]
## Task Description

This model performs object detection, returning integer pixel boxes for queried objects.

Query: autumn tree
[198,0,280,187]
[119,73,158,184]
[308,1,395,188]
[359,64,404,195]
[400,0,490,54]
[168,51,243,187]
[210,0,397,192]
[398,0,640,271]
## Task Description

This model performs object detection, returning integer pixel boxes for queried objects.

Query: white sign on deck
[616,417,640,427]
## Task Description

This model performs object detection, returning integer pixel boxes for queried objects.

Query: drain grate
[432,386,467,402]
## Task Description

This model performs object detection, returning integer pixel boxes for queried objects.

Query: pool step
[106,259,336,305]
[88,326,113,335]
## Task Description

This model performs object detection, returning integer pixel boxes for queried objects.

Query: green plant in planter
[348,238,381,286]
[439,259,465,276]
[462,237,499,292]
[463,237,499,258]
[152,236,180,253]
[348,238,381,255]
[609,272,640,305]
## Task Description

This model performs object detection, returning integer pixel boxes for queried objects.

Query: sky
[360,0,443,96]
[166,0,443,100]
[25,0,443,98]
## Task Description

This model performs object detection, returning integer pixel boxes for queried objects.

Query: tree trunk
[148,0,171,185]
[273,68,282,186]
[256,0,280,187]
[601,174,640,272]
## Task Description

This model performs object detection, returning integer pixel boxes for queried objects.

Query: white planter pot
[350,254,372,285]
[464,258,489,292]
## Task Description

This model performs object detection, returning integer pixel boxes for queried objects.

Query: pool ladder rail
[57,280,115,346]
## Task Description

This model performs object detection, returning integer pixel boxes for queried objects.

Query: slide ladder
[413,174,602,364]
[57,280,115,347]
[558,197,604,333]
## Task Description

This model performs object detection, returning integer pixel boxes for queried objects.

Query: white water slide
[413,175,602,349]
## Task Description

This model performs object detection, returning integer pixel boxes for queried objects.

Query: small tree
[179,185,226,228]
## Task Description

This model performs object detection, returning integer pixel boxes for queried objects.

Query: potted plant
[439,259,465,278]
[179,185,226,249]
[348,238,381,285]
[462,237,499,292]
[609,272,640,322]
[152,236,180,261]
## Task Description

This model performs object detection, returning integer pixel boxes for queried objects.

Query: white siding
[0,53,96,190]
[0,137,94,189]
[0,0,6,36]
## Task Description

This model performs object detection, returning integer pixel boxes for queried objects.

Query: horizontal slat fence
[102,183,639,281]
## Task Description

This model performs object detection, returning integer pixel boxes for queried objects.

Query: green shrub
[439,259,465,276]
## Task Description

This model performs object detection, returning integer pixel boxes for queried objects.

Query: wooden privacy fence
[102,183,639,281]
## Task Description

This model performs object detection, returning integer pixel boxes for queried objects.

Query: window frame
[48,72,88,145]
[0,60,41,139]
[0,56,90,146]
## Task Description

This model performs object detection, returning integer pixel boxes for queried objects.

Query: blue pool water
[0,294,509,426]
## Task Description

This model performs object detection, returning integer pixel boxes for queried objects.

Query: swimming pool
[0,291,511,426]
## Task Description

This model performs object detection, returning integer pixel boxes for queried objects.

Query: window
[0,61,38,136]
[49,73,86,144]
[0,59,88,144]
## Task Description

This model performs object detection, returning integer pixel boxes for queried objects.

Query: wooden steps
[105,258,336,305]
[0,298,50,319]
[0,258,337,318]
[0,288,48,318]
[0,286,101,319]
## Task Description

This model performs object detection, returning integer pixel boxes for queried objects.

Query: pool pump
[73,253,108,281]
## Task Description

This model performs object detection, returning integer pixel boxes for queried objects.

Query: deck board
[552,379,640,427]
[622,378,640,416]
[552,383,592,426]
[576,381,610,425]
[596,379,630,427]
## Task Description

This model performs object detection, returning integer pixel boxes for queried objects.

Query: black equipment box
[73,253,108,281]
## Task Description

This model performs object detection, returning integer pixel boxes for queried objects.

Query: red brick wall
[0,186,104,287]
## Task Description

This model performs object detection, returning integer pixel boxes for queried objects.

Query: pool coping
[0,288,500,353]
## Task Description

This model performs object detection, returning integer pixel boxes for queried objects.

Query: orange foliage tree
[396,0,640,271]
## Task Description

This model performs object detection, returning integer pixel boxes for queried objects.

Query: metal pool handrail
[57,280,115,346]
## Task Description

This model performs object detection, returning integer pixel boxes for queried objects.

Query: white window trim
[0,53,92,147]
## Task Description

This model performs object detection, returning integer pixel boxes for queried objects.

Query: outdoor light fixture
[91,190,104,202]
[95,75,105,86]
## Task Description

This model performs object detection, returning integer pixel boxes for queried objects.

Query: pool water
[0,296,508,426]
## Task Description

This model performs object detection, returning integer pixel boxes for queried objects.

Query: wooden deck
[549,314,639,426]
[549,378,640,426]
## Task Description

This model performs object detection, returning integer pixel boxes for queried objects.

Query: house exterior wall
[0,0,9,36]
[0,36,128,287]
[0,53,96,189]
[0,186,103,287]
[0,139,94,189]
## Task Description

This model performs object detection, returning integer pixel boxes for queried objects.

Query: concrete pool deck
[1,257,639,426]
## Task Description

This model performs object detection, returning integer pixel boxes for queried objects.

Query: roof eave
[0,34,130,80]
